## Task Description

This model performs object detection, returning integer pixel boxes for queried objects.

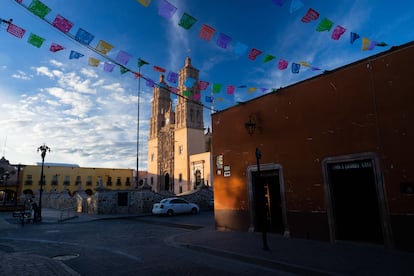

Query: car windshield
[160,199,169,203]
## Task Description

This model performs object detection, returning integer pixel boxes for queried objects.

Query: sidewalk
[1,209,414,275]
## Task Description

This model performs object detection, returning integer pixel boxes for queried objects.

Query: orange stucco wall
[212,42,414,247]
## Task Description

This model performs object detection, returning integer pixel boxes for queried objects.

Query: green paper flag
[28,0,51,18]
[178,13,197,30]
[27,33,45,48]
[138,58,149,67]
[120,66,129,74]
[212,83,222,93]
[263,54,276,63]
[316,18,333,32]
[183,90,191,97]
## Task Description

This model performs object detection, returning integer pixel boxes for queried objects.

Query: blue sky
[1,0,413,170]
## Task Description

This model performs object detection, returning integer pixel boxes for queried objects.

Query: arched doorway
[164,173,170,191]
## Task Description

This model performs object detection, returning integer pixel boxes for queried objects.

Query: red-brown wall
[212,42,414,249]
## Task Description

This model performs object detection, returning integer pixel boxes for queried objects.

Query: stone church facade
[147,58,212,194]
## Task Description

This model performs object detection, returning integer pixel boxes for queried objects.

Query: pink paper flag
[226,85,235,95]
[7,23,26,38]
[331,25,346,40]
[49,42,65,52]
[198,80,210,90]
[248,48,263,61]
[278,59,288,70]
[52,14,74,33]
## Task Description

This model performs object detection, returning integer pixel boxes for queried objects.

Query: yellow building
[21,163,133,195]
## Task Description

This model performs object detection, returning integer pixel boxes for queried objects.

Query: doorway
[164,173,170,191]
[327,158,383,243]
[251,169,284,234]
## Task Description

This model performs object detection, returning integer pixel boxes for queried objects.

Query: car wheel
[167,209,174,216]
[191,207,198,215]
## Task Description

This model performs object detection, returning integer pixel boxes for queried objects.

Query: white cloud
[50,59,64,68]
[11,70,32,80]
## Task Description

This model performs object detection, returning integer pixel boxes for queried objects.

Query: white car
[152,197,199,216]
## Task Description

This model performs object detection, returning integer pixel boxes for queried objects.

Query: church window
[151,153,154,161]
[179,173,182,182]
[178,145,183,155]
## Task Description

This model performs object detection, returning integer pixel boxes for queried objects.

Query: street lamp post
[246,115,269,251]
[37,144,50,222]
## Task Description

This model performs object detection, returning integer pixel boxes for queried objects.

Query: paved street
[1,209,414,275]
[0,211,291,275]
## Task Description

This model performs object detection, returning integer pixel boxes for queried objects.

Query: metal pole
[39,157,44,221]
[256,147,269,251]
[136,65,141,188]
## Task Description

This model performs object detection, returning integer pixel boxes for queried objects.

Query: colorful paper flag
[134,73,142,79]
[216,33,232,49]
[198,80,209,90]
[138,58,149,67]
[120,66,129,74]
[212,83,222,93]
[361,37,377,50]
[52,14,74,33]
[153,65,166,73]
[199,24,216,42]
[299,61,311,67]
[331,25,346,40]
[350,32,360,44]
[49,43,65,52]
[193,93,201,101]
[158,0,177,19]
[96,40,114,54]
[183,90,191,97]
[146,79,155,87]
[290,0,304,13]
[234,42,248,56]
[178,13,197,30]
[248,87,257,93]
[238,85,247,88]
[69,50,84,59]
[216,97,224,102]
[226,85,235,94]
[263,54,276,63]
[167,72,178,83]
[7,23,26,38]
[116,50,132,65]
[292,63,301,73]
[170,87,178,94]
[184,77,195,87]
[27,33,45,48]
[248,48,263,61]
[205,96,213,103]
[28,0,51,18]
[301,8,319,23]
[75,28,95,45]
[88,57,100,67]
[137,0,152,7]
[278,59,289,70]
[316,18,333,32]
[376,42,388,47]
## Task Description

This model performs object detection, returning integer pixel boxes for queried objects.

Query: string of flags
[4,0,391,109]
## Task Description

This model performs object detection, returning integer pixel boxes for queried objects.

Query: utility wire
[11,0,216,112]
